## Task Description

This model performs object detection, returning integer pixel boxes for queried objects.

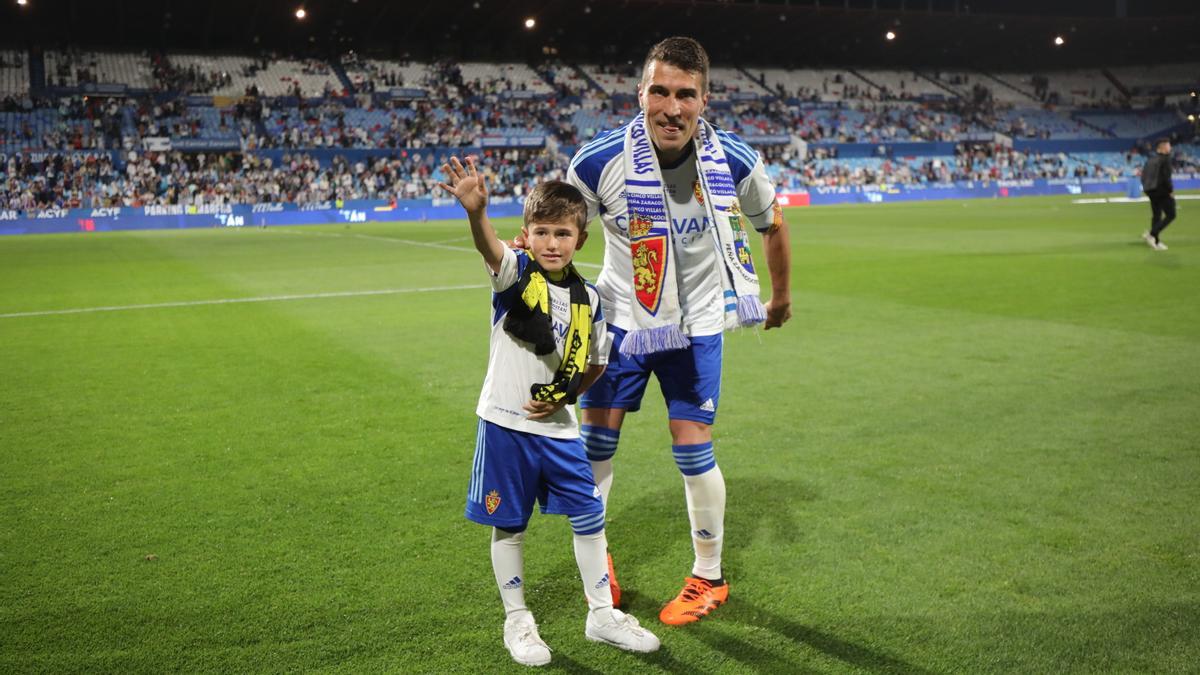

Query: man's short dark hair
[1155,137,1171,149]
[523,180,588,232]
[642,36,710,93]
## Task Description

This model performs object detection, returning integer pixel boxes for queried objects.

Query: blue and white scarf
[620,111,765,356]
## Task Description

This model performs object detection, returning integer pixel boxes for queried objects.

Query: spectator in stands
[1141,138,1176,251]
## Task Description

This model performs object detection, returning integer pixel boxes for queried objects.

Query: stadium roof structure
[1,0,1197,68]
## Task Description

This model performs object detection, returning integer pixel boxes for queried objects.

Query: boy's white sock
[572,529,614,615]
[581,425,619,511]
[590,459,614,509]
[683,465,726,580]
[491,527,528,616]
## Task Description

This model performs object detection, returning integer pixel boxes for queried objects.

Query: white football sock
[683,464,726,580]
[573,529,614,615]
[591,458,614,511]
[491,528,527,616]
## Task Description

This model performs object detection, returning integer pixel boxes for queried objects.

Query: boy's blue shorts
[465,419,604,530]
[579,325,724,425]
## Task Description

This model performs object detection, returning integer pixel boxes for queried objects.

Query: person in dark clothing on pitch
[1141,138,1176,251]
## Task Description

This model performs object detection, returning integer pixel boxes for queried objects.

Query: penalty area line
[0,284,489,319]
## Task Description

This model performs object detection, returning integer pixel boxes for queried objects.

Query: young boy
[439,156,661,667]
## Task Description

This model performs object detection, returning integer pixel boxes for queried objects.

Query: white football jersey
[566,122,778,336]
[476,247,609,439]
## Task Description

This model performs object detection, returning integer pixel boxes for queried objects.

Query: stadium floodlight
[295,7,306,19]
[1054,35,1065,46]
[524,17,536,29]
[17,0,29,6]
[885,31,896,41]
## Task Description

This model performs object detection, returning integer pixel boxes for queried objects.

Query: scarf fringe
[736,294,766,326]
[619,324,691,356]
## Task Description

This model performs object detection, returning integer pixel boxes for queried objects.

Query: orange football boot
[659,576,728,625]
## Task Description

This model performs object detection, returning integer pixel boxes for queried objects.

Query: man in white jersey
[566,37,793,625]
[440,157,660,666]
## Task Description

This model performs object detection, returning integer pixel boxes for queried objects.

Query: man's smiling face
[638,60,709,163]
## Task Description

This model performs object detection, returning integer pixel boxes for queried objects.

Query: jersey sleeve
[738,157,781,233]
[489,246,524,292]
[566,162,602,224]
[568,126,626,224]
[717,128,780,233]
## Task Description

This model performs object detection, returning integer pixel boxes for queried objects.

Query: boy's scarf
[503,256,592,404]
[620,111,765,356]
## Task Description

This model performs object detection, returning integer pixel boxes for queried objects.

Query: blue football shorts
[465,419,604,530]
[579,325,723,425]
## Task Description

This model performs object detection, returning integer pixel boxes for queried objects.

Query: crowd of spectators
[8,139,1189,211]
[770,142,1191,190]
[3,53,1194,210]
[1,147,568,210]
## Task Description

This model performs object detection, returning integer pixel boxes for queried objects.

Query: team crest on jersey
[628,213,652,239]
[631,237,667,315]
[727,201,756,274]
[692,179,705,206]
[485,490,502,515]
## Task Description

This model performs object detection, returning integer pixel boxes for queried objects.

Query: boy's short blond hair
[523,181,589,232]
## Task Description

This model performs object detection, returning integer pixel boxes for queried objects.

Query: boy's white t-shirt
[476,247,609,439]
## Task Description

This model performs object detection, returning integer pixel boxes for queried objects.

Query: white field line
[275,228,603,269]
[0,284,488,320]
[3,227,602,320]
[1072,195,1200,204]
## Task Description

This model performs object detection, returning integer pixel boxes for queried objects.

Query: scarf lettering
[630,123,655,175]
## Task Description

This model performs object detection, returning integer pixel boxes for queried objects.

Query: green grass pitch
[1,195,1198,673]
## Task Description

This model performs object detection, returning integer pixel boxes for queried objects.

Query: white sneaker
[1155,240,1169,251]
[585,608,661,653]
[504,612,551,667]
[1142,231,1158,249]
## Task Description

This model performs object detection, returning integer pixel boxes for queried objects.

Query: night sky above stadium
[1,0,1197,68]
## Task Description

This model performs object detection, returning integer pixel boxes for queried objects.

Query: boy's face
[522,220,587,273]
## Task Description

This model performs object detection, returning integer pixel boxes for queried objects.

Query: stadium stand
[0,51,27,97]
[854,69,953,100]
[1109,63,1199,93]
[1039,69,1122,106]
[165,54,264,97]
[1080,110,1185,138]
[760,68,859,102]
[576,63,637,95]
[994,107,1106,139]
[44,51,156,89]
[2,52,1196,210]
[984,72,1043,104]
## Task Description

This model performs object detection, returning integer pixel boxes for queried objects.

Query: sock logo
[694,529,716,540]
[595,573,610,589]
[503,576,523,590]
[699,398,715,412]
